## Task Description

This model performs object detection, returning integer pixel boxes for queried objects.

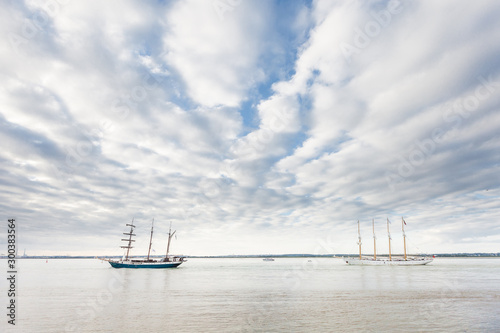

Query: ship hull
[345,257,433,265]
[108,260,183,268]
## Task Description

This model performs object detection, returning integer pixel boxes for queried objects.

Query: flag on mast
[403,218,407,225]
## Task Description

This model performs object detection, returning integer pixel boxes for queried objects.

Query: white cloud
[0,0,499,256]
[162,0,270,107]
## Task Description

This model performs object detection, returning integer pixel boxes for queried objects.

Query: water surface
[2,257,499,332]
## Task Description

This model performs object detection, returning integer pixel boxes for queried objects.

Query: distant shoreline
[1,253,498,259]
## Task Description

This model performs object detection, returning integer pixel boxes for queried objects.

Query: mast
[165,222,176,258]
[147,218,154,261]
[120,219,136,261]
[372,218,376,260]
[387,218,392,261]
[357,220,362,260]
[402,217,407,261]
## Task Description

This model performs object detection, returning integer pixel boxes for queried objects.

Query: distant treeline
[432,253,499,257]
[1,253,499,259]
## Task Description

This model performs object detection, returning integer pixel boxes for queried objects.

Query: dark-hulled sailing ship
[102,219,185,268]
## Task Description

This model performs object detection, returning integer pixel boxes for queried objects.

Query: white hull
[344,257,433,265]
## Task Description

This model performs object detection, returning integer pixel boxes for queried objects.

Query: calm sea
[2,257,499,332]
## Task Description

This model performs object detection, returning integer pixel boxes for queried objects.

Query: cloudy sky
[1,0,499,256]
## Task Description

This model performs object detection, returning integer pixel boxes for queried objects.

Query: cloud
[162,0,272,107]
[0,0,499,256]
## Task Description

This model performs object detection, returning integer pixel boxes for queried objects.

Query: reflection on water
[3,258,500,332]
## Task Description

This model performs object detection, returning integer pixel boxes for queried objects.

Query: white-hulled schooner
[345,217,433,265]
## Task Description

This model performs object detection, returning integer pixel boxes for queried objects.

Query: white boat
[345,218,433,266]
[344,256,433,265]
[263,258,275,261]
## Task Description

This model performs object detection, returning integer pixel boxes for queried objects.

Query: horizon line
[2,252,499,259]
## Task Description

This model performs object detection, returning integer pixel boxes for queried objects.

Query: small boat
[345,218,433,266]
[263,258,275,261]
[103,219,186,269]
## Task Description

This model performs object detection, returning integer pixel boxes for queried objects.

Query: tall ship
[345,217,433,265]
[102,219,186,268]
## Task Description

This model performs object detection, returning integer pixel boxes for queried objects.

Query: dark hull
[108,260,183,268]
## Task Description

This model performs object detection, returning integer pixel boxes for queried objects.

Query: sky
[1,0,499,256]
